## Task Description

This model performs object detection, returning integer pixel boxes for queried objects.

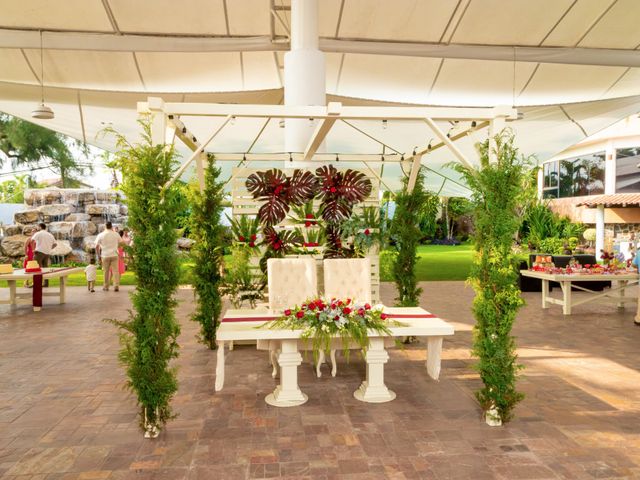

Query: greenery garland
[188,154,225,350]
[390,170,428,306]
[107,118,183,436]
[454,131,528,423]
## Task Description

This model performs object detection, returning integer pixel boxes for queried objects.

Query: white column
[354,337,396,403]
[284,0,326,168]
[595,204,605,261]
[265,339,308,407]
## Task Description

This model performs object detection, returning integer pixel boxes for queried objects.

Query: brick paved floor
[0,282,639,479]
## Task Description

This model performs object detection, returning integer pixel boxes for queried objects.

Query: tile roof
[577,193,640,208]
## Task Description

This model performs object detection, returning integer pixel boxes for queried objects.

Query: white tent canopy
[1,0,640,195]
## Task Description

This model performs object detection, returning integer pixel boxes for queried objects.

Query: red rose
[308,303,316,310]
[284,309,291,316]
[305,221,312,228]
[334,315,340,321]
[365,303,371,310]
[343,307,351,315]
[250,234,257,241]
[296,311,304,319]
[346,298,351,305]
[249,241,255,247]
[330,187,337,193]
[274,185,284,196]
[238,235,245,242]
[338,300,343,306]
[305,213,314,219]
[364,229,370,236]
[380,313,388,320]
[584,264,591,268]
[358,308,365,316]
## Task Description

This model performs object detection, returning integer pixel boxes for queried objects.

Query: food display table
[520,270,638,315]
[0,267,83,311]
[216,307,455,407]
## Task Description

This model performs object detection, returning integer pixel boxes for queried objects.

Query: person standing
[84,257,97,293]
[31,223,57,287]
[95,221,122,292]
[23,234,35,287]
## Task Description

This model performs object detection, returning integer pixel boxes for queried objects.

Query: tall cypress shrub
[108,118,183,437]
[189,154,225,349]
[390,170,427,306]
[454,131,527,423]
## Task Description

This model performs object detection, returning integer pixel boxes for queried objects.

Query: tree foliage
[453,131,528,423]
[0,174,36,203]
[188,154,226,349]
[390,170,427,306]
[106,117,183,436]
[0,114,90,187]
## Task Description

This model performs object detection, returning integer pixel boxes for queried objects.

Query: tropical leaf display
[287,169,318,205]
[316,165,372,223]
[246,169,290,225]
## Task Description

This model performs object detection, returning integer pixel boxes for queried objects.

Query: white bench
[216,307,455,407]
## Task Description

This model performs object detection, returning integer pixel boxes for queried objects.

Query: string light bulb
[382,119,388,129]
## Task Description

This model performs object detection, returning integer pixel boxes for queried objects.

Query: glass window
[587,153,605,195]
[559,159,574,197]
[616,147,640,193]
[543,161,558,188]
[542,152,605,198]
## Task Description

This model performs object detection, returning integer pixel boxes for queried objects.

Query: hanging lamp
[31,30,54,120]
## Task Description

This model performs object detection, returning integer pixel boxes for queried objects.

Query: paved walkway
[0,282,639,479]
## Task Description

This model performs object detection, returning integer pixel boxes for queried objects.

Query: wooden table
[520,270,639,315]
[0,267,83,311]
[216,307,455,407]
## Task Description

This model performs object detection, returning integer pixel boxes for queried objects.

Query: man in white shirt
[31,223,57,286]
[95,221,122,292]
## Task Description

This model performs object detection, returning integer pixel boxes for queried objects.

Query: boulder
[48,222,74,239]
[3,225,22,236]
[0,256,14,265]
[85,204,120,216]
[71,221,97,238]
[37,204,75,218]
[22,225,39,236]
[97,223,123,233]
[24,189,62,206]
[67,249,90,264]
[95,191,118,203]
[177,237,195,250]
[14,210,41,224]
[119,204,128,215]
[1,235,29,257]
[83,235,97,252]
[50,240,72,257]
[65,213,91,222]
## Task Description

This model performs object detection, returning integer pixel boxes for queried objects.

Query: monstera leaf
[323,223,347,259]
[315,165,372,223]
[262,226,303,254]
[287,169,318,205]
[245,169,290,226]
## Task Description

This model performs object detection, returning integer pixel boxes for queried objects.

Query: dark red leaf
[287,169,318,206]
[340,169,372,203]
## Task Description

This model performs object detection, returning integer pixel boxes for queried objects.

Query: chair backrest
[323,258,371,304]
[267,257,317,310]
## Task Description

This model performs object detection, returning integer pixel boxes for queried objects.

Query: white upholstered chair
[260,258,318,377]
[322,258,372,377]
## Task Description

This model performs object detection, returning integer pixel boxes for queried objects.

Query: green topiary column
[107,118,183,437]
[454,131,528,424]
[188,154,225,349]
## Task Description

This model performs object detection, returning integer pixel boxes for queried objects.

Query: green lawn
[3,244,477,288]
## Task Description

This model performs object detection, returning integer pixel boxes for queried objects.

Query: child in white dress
[84,258,97,293]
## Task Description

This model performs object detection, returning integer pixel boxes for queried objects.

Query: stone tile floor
[0,282,639,479]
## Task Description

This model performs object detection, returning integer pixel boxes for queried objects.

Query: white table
[520,270,639,315]
[216,307,455,407]
[0,267,83,311]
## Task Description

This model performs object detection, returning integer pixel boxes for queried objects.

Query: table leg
[265,338,307,407]
[617,280,627,310]
[354,337,396,403]
[59,277,66,304]
[561,281,572,315]
[215,341,225,391]
[426,337,443,380]
[541,279,549,309]
[8,280,16,306]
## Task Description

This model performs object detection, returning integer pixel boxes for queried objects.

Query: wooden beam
[151,102,517,121]
[406,154,423,192]
[423,118,474,169]
[196,151,206,192]
[303,103,340,161]
[209,153,403,162]
[164,115,232,189]
[405,120,489,164]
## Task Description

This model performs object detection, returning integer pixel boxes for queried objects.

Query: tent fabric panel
[450,0,576,46]
[337,0,460,43]
[318,0,343,38]
[578,0,640,49]
[518,63,629,105]
[431,59,537,107]
[602,68,640,100]
[540,0,613,47]
[135,51,243,92]
[0,0,113,32]
[107,0,227,35]
[336,54,441,105]
[242,52,282,91]
[226,0,271,36]
[0,49,38,84]
[23,49,144,91]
